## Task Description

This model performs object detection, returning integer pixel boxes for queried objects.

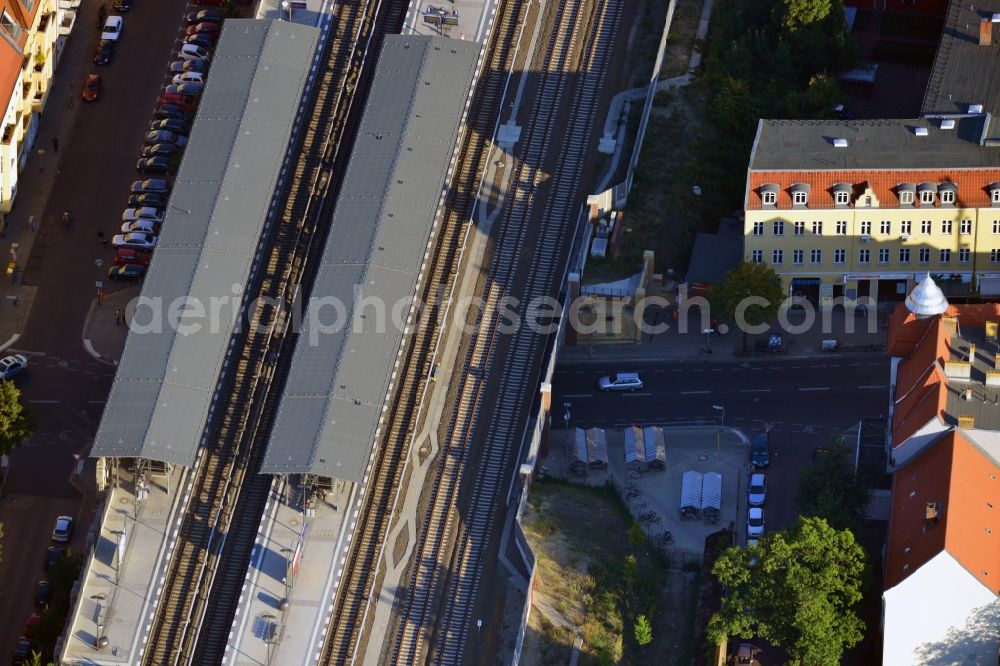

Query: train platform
[223,480,355,666]
[402,0,498,43]
[60,465,189,665]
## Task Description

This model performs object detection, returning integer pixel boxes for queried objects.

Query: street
[0,0,193,657]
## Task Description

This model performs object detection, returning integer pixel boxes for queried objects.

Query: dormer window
[920,190,934,204]
[990,183,1000,206]
[759,184,778,206]
[897,183,915,206]
[918,182,937,205]
[790,183,810,207]
[832,182,851,208]
[939,183,957,206]
[940,190,955,204]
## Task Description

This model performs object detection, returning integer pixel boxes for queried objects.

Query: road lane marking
[562,393,593,398]
[87,400,106,404]
[671,370,683,373]
[798,387,829,392]
[29,400,59,404]
[739,389,771,393]
[680,390,710,395]
[858,385,887,389]
[621,392,653,397]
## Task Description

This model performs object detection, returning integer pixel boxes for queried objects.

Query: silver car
[597,371,643,391]
[0,354,27,379]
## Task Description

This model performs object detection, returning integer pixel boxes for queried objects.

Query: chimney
[981,17,992,46]
[926,501,940,522]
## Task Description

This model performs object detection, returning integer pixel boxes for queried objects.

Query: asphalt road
[0,0,192,658]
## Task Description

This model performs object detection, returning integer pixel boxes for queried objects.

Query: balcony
[37,12,50,32]
[58,10,75,36]
[31,90,44,112]
[32,52,45,73]
[2,124,15,145]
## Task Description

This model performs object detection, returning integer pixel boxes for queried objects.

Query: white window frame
[792,191,808,206]
[941,220,952,234]
[921,220,931,235]
[860,221,871,235]
[878,248,890,264]
[959,248,971,264]
[751,249,763,264]
[919,190,935,204]
[753,222,764,236]
[834,191,850,206]
[834,249,846,265]
[901,220,912,235]
[940,190,955,205]
[859,249,871,264]
[960,219,972,235]
[940,249,951,264]
[899,191,914,205]
[812,221,822,235]
[793,221,805,236]
[992,249,1000,264]
[899,248,911,264]
[793,250,803,265]
[836,220,847,235]
[880,220,891,235]
[773,220,784,236]
[762,191,777,205]
[810,249,822,264]
[919,248,930,264]
[772,249,783,265]
[992,189,1000,205]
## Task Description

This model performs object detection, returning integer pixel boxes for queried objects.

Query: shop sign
[843,273,908,282]
[911,273,971,283]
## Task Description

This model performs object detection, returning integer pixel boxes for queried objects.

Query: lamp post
[712,404,725,428]
[260,612,276,665]
[279,547,293,611]
[281,0,291,20]
[90,593,108,649]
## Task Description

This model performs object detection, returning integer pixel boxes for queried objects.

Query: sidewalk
[81,285,138,364]
[0,0,99,350]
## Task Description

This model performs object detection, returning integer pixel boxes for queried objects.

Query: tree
[707,517,866,665]
[778,0,833,31]
[0,380,34,455]
[795,439,870,532]
[708,261,784,329]
[634,614,653,646]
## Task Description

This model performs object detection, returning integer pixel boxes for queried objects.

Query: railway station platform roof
[91,19,320,466]
[261,35,479,482]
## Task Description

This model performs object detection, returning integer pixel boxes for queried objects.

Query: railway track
[389,0,626,661]
[140,0,406,663]
[316,0,529,663]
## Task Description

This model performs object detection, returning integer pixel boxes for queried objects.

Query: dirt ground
[520,480,700,665]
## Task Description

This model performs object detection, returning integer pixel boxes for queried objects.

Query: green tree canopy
[708,261,784,328]
[634,614,653,646]
[0,380,34,455]
[795,439,870,532]
[778,0,833,31]
[708,517,866,665]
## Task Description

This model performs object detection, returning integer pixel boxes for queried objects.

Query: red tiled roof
[884,431,1000,594]
[747,169,1000,210]
[0,0,43,130]
[892,317,949,447]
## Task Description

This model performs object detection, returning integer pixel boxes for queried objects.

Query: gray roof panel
[91,20,319,466]
[262,35,479,481]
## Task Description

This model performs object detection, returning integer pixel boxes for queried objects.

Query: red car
[160,93,198,109]
[82,74,101,102]
[114,247,152,267]
[22,611,42,637]
[186,21,220,36]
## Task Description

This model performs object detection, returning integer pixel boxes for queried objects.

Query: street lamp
[281,0,291,20]
[260,612,276,665]
[279,547,293,611]
[712,404,725,428]
[90,593,108,649]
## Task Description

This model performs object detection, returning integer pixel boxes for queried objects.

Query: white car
[101,16,123,41]
[0,354,27,379]
[748,473,767,507]
[121,219,158,234]
[122,207,164,224]
[747,507,765,538]
[597,371,643,392]
[178,43,210,61]
[172,71,204,85]
[112,232,157,250]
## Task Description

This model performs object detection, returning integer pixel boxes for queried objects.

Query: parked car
[178,43,211,61]
[154,104,194,121]
[12,637,32,665]
[184,32,217,49]
[172,71,204,86]
[44,546,65,571]
[149,118,189,133]
[94,40,116,65]
[112,232,157,249]
[141,143,181,159]
[114,247,152,266]
[101,16,123,41]
[113,0,132,11]
[34,580,51,607]
[748,473,767,507]
[122,207,165,223]
[747,507,765,538]
[160,93,198,110]
[0,353,27,379]
[145,130,188,148]
[186,21,220,36]
[22,611,41,637]
[108,264,147,281]
[597,371,643,391]
[751,433,770,467]
[131,179,171,194]
[136,157,173,174]
[121,220,159,234]
[128,192,168,209]
[169,58,209,74]
[168,82,203,97]
[81,74,101,101]
[185,8,223,24]
[51,515,73,543]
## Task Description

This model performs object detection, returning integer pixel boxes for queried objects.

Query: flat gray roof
[687,218,742,285]
[922,0,1000,133]
[261,35,479,481]
[748,116,1000,171]
[92,20,320,465]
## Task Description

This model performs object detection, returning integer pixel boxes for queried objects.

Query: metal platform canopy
[261,36,479,482]
[90,20,320,466]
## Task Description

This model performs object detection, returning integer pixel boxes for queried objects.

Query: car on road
[12,637,32,664]
[169,58,209,74]
[172,71,204,86]
[127,192,168,209]
[108,264,147,281]
[94,39,116,65]
[185,8,223,24]
[112,232,157,250]
[186,21,220,37]
[51,515,73,543]
[141,143,181,159]
[748,473,767,507]
[0,353,27,379]
[81,74,101,101]
[145,130,188,147]
[136,157,173,175]
[154,104,194,121]
[121,219,159,234]
[131,178,171,194]
[44,546,65,571]
[178,43,211,61]
[35,580,51,607]
[184,32,217,49]
[597,371,643,391]
[149,118,189,134]
[113,0,132,10]
[122,206,165,223]
[751,433,770,467]
[101,15,123,41]
[747,507,765,538]
[114,247,152,266]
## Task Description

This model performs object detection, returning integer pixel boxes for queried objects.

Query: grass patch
[522,479,699,664]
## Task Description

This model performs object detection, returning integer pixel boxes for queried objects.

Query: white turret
[905,273,949,317]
